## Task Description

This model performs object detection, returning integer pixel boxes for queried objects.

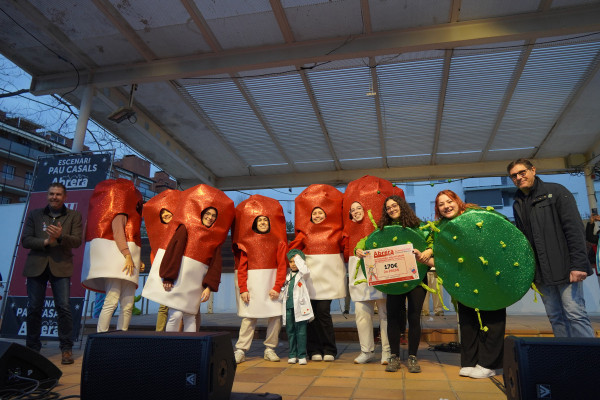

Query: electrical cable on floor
[0,372,80,400]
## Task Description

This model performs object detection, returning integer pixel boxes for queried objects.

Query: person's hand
[140,263,146,273]
[419,248,433,263]
[46,222,62,239]
[163,281,173,291]
[269,289,279,300]
[122,254,135,276]
[591,214,600,222]
[200,287,211,303]
[356,248,367,258]
[570,270,587,283]
[241,291,250,303]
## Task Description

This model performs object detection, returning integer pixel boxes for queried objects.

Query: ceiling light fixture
[366,81,376,96]
[108,84,137,123]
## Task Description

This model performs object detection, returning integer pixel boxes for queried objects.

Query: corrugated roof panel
[377,59,444,156]
[459,0,539,21]
[370,0,452,32]
[307,66,380,162]
[283,0,363,42]
[492,41,600,150]
[205,11,284,49]
[182,80,287,166]
[242,72,333,163]
[438,50,522,154]
[194,0,273,19]
[387,154,432,168]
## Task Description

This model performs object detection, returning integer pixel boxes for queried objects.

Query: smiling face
[385,199,401,220]
[311,207,326,224]
[255,215,270,233]
[47,185,66,210]
[350,202,364,222]
[437,194,460,220]
[160,209,173,224]
[509,163,537,194]
[202,207,218,227]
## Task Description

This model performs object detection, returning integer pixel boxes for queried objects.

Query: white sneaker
[469,364,496,379]
[354,352,374,364]
[459,366,475,377]
[381,350,391,365]
[323,355,335,362]
[311,354,323,361]
[288,357,297,364]
[298,358,307,365]
[234,349,245,364]
[264,348,280,362]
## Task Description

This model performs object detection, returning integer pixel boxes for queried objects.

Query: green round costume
[433,208,535,310]
[361,224,430,295]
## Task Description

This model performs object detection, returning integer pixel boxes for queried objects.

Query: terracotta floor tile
[232,381,263,393]
[352,387,405,399]
[269,375,316,385]
[362,369,401,379]
[357,377,404,390]
[320,368,361,377]
[235,373,277,383]
[258,383,308,396]
[302,385,355,398]
[455,390,507,400]
[404,389,458,399]
[312,376,359,387]
[450,379,501,392]
[282,368,324,376]
[404,379,452,391]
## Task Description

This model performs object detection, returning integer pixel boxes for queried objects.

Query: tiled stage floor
[3,312,599,400]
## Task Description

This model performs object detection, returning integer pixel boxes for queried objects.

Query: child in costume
[281,249,314,365]
[288,184,345,362]
[142,184,234,332]
[232,195,288,364]
[342,175,402,365]
[82,179,144,332]
[142,189,180,331]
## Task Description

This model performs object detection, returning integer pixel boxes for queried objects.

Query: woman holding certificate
[415,190,506,379]
[356,195,427,373]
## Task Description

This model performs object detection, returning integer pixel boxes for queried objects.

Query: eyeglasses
[509,169,530,180]
[385,203,400,212]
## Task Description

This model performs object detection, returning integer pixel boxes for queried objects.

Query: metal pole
[72,85,94,153]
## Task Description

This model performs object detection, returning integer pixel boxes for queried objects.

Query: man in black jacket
[508,158,594,337]
[22,182,83,363]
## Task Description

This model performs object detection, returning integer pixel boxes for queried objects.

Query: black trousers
[387,285,426,356]
[457,302,506,369]
[307,299,337,357]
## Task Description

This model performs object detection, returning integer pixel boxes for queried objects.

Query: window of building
[25,171,33,188]
[2,164,15,180]
[0,196,11,204]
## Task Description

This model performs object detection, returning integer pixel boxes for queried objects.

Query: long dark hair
[378,195,421,230]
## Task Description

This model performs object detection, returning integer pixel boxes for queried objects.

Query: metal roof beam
[215,157,569,190]
[30,4,600,95]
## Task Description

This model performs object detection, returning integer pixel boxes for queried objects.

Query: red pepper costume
[81,179,143,292]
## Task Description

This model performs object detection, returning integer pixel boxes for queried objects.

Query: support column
[72,85,94,153]
[585,164,598,214]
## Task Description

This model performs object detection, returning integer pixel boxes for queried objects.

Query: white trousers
[97,278,136,332]
[355,298,390,354]
[235,316,281,351]
[166,308,197,332]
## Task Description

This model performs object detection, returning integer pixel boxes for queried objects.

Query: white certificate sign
[364,244,419,286]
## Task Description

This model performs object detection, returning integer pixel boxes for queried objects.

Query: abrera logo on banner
[33,153,112,192]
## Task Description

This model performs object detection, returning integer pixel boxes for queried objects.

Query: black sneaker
[407,355,421,373]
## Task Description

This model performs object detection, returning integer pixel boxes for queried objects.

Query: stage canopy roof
[1,0,600,190]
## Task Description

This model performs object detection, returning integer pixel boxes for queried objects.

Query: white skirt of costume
[142,248,208,315]
[348,256,385,302]
[235,269,282,318]
[304,253,346,300]
[81,238,141,293]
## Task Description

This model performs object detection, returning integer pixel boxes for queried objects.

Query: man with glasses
[507,158,594,337]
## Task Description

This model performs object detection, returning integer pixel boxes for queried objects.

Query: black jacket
[513,177,591,285]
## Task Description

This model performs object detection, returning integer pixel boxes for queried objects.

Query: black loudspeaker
[504,336,600,400]
[81,331,236,400]
[0,341,62,389]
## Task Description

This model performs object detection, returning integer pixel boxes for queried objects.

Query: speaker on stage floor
[504,336,600,400]
[0,341,62,389]
[81,331,235,400]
